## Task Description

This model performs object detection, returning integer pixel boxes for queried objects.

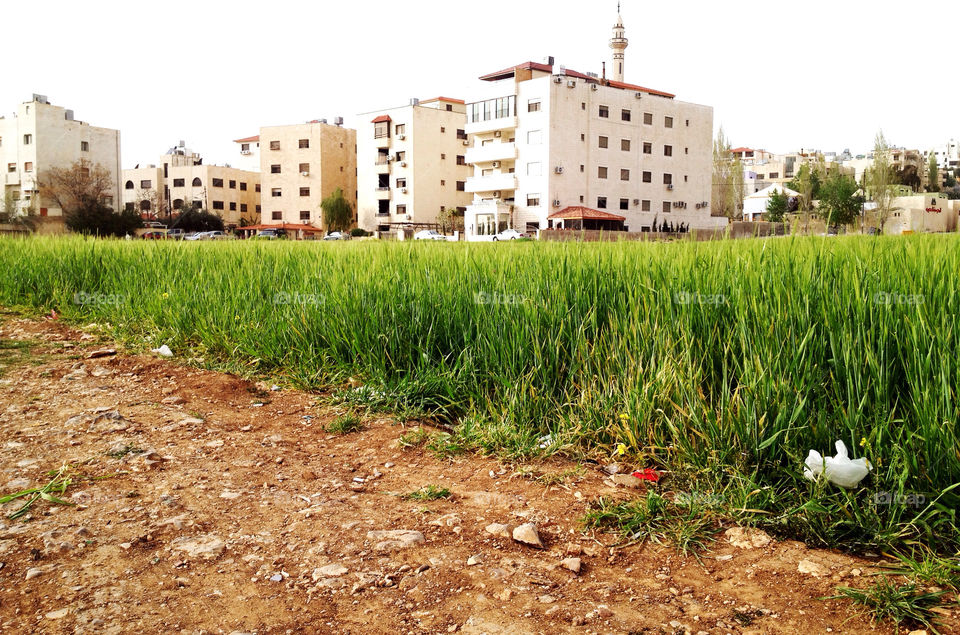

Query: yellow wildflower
[615,443,627,455]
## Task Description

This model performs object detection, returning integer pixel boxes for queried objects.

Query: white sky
[4,0,956,167]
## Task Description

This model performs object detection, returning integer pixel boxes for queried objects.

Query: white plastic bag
[151,345,173,358]
[803,440,871,489]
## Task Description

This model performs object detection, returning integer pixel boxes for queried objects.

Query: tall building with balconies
[463,11,725,238]
[357,98,472,232]
[1,94,121,220]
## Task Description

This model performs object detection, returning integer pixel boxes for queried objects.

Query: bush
[350,228,371,237]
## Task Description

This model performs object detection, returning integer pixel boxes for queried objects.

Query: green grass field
[0,235,957,561]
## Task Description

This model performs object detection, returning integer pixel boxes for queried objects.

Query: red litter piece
[632,468,660,482]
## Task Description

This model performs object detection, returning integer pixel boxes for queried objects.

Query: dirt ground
[0,314,954,634]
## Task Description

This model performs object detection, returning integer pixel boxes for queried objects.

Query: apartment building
[357,98,472,232]
[121,143,261,228]
[233,135,261,172]
[1,94,121,218]
[255,120,356,228]
[462,12,725,237]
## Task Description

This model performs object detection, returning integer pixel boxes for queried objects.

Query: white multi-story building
[462,11,725,238]
[357,97,472,232]
[931,139,959,172]
[1,94,121,218]
[232,135,261,172]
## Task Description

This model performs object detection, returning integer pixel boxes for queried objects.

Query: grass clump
[403,485,452,501]
[0,465,75,520]
[827,578,950,633]
[107,445,144,459]
[326,413,363,435]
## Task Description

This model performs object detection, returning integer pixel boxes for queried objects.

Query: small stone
[798,559,828,577]
[512,523,543,548]
[161,396,186,405]
[560,557,581,574]
[171,534,225,559]
[466,554,484,566]
[595,605,613,618]
[538,594,557,604]
[367,530,425,551]
[725,527,772,549]
[907,630,929,635]
[313,564,348,579]
[484,523,514,539]
[610,474,644,489]
[220,491,241,500]
[269,574,283,582]
[45,608,69,619]
[602,463,621,475]
[25,567,43,580]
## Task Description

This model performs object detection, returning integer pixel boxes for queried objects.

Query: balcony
[375,155,391,166]
[465,116,517,136]
[376,188,391,199]
[465,173,517,194]
[465,142,517,165]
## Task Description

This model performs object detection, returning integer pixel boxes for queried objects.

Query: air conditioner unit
[405,214,412,220]
[554,166,564,174]
[400,162,407,167]
[553,76,562,84]
[667,184,674,190]
[398,134,406,140]
[635,92,643,99]
[633,199,640,205]
[462,140,470,146]
[567,80,576,88]
[493,191,501,198]
[494,131,502,138]
[401,188,408,194]
[240,150,251,155]
[301,171,309,176]
[552,200,561,207]
[492,161,500,168]
[591,84,598,91]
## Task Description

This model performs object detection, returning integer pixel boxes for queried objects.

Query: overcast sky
[4,0,956,168]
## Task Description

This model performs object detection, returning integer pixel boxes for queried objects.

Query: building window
[441,153,446,160]
[643,112,653,125]
[256,205,261,213]
[397,204,407,216]
[255,184,261,193]
[299,139,309,149]
[663,201,671,213]
[229,202,237,211]
[598,136,608,149]
[642,171,652,183]
[23,134,32,145]
[685,147,689,155]
[80,167,89,178]
[456,181,465,191]
[300,187,310,196]
[528,99,541,112]
[395,124,406,136]
[527,194,540,207]
[269,140,280,150]
[456,155,466,165]
[125,202,135,212]
[641,200,651,211]
[125,180,134,189]
[440,126,446,133]
[140,200,151,212]
[527,162,542,176]
[457,129,466,140]
[173,178,185,187]
[621,139,631,152]
[527,130,542,145]
[597,196,607,209]
[440,180,446,186]
[620,198,629,210]
[300,210,310,220]
[212,201,224,210]
[664,145,673,157]
[621,169,630,181]
[140,179,152,188]
[190,177,201,187]
[643,142,652,154]
[240,182,247,191]
[272,211,282,220]
[396,151,406,162]
[769,172,779,178]
[580,165,584,173]
[271,188,282,197]
[663,173,673,185]
[374,122,390,139]
[598,166,608,179]
[241,143,250,152]
[270,164,281,174]
[665,116,674,128]
[212,178,224,187]
[81,141,89,152]
[621,109,631,122]
[685,119,690,127]
[7,163,15,173]
[299,163,309,174]
[229,180,236,188]
[24,162,33,172]
[240,204,248,213]
[598,105,609,118]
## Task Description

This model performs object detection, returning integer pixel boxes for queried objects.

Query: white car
[413,230,448,241]
[183,232,207,241]
[323,231,350,241]
[492,229,528,241]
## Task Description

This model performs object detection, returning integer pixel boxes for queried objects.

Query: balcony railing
[465,142,517,165]
[465,173,518,194]
[375,156,390,165]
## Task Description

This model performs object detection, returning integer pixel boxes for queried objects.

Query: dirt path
[0,316,952,634]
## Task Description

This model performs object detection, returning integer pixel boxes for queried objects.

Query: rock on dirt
[313,564,349,579]
[170,534,225,559]
[367,530,425,551]
[560,557,581,574]
[512,523,543,548]
[797,559,828,577]
[725,527,773,549]
[484,523,514,539]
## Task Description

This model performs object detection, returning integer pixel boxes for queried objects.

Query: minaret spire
[609,4,628,82]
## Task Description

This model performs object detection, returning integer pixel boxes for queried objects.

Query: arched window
[125,180,134,190]
[173,198,184,210]
[192,177,202,187]
[140,200,151,211]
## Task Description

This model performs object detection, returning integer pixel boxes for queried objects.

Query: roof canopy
[547,206,626,221]
[746,183,801,199]
[371,115,392,124]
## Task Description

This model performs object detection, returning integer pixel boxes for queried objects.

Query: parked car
[323,231,350,241]
[183,232,207,241]
[141,231,168,240]
[201,231,230,240]
[413,230,448,241]
[255,229,280,240]
[145,221,167,229]
[167,228,185,240]
[492,229,528,241]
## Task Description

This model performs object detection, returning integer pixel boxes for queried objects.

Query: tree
[320,188,353,232]
[64,200,143,236]
[927,152,940,192]
[765,189,789,222]
[37,159,141,236]
[711,127,739,220]
[436,207,454,234]
[170,208,224,232]
[867,131,899,232]
[818,172,864,227]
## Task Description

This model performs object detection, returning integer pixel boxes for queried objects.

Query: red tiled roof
[233,135,259,143]
[547,206,626,221]
[420,97,465,105]
[605,79,675,99]
[478,61,674,98]
[371,115,392,123]
[240,223,324,233]
[731,147,754,154]
[480,61,554,81]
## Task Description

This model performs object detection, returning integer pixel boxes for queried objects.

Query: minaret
[609,3,628,83]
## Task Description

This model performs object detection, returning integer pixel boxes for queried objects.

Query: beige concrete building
[884,195,959,234]
[122,142,261,228]
[357,97,472,232]
[1,94,121,218]
[255,120,356,228]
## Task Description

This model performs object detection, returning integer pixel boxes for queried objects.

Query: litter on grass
[803,440,872,489]
[151,345,173,357]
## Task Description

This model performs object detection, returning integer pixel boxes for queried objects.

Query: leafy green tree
[171,208,225,232]
[64,197,143,236]
[321,188,353,232]
[765,189,788,222]
[818,172,864,227]
[927,152,940,192]
[711,127,740,220]
[868,132,899,232]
